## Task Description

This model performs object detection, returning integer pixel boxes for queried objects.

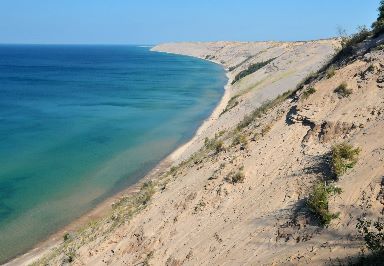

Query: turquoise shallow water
[0,45,227,262]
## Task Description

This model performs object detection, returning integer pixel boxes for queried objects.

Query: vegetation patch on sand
[231,58,276,85]
[237,90,292,130]
[331,142,360,178]
[334,82,352,98]
[307,183,342,226]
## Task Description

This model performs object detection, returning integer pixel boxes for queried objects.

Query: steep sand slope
[153,41,338,161]
[13,38,384,265]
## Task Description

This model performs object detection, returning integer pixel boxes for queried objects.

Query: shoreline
[153,49,231,161]
[6,50,231,266]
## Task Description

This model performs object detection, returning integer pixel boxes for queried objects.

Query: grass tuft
[225,170,245,184]
[204,137,225,154]
[232,133,248,146]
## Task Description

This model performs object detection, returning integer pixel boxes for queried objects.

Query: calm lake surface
[0,45,227,262]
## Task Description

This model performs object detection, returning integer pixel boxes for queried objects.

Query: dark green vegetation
[63,233,70,242]
[372,0,384,36]
[231,58,276,85]
[334,82,352,98]
[307,183,342,226]
[331,143,360,178]
[339,26,370,56]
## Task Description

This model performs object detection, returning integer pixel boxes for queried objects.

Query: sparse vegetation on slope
[220,95,240,115]
[237,90,292,130]
[232,133,248,146]
[301,86,316,100]
[32,179,158,266]
[205,137,225,154]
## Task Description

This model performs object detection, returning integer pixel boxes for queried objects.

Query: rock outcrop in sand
[11,35,384,265]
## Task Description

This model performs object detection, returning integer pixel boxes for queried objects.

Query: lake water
[0,45,227,262]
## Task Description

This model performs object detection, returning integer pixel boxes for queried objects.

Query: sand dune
[10,35,384,265]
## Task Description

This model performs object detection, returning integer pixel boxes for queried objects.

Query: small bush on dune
[329,26,371,65]
[334,82,352,98]
[232,133,248,146]
[338,26,370,56]
[204,137,225,154]
[372,0,384,36]
[356,217,384,254]
[331,143,360,178]
[225,170,245,184]
[63,232,70,242]
[302,86,316,100]
[307,183,342,226]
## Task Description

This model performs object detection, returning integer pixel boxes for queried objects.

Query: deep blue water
[0,45,226,262]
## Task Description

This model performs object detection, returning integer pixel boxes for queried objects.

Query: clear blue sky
[0,0,381,44]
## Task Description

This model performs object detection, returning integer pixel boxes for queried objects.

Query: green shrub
[372,0,384,36]
[232,133,248,146]
[231,58,276,84]
[204,137,225,154]
[63,233,70,242]
[356,217,384,254]
[307,183,342,226]
[331,143,360,177]
[334,82,352,98]
[334,26,371,60]
[340,26,370,52]
[302,86,316,100]
[226,170,245,184]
